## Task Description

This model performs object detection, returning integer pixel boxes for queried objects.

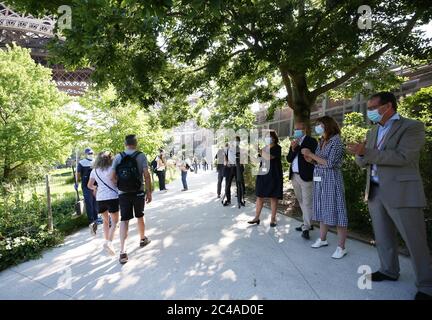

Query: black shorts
[97,199,120,214]
[119,192,145,221]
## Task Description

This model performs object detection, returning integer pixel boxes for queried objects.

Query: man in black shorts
[111,135,152,264]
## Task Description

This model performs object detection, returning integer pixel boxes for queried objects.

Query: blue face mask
[367,109,383,123]
[264,137,273,145]
[315,125,324,136]
[293,130,304,139]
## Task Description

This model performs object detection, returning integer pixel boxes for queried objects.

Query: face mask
[86,155,94,160]
[293,130,304,139]
[315,125,324,136]
[367,105,393,123]
[264,137,273,145]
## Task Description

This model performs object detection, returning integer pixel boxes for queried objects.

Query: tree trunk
[279,67,316,135]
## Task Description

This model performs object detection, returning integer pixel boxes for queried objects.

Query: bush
[340,113,372,234]
[399,87,432,248]
[0,182,88,271]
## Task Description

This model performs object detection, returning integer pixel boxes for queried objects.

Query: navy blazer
[286,135,318,182]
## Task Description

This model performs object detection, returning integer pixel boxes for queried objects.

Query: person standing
[111,135,152,264]
[348,92,432,300]
[76,147,98,235]
[248,130,283,227]
[155,149,168,192]
[222,136,245,207]
[87,151,119,256]
[287,122,318,239]
[301,116,348,259]
[215,145,227,198]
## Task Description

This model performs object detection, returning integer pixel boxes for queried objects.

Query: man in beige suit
[348,91,432,300]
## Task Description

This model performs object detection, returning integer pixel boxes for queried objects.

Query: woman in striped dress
[301,116,348,259]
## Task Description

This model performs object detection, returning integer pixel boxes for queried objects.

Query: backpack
[115,151,142,192]
[150,157,158,172]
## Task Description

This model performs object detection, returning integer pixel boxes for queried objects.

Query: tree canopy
[0,45,72,181]
[10,0,432,128]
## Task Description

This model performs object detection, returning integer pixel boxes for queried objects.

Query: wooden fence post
[45,174,53,231]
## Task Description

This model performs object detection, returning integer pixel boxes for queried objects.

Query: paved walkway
[0,170,417,299]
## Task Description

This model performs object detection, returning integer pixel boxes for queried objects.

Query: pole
[46,174,53,231]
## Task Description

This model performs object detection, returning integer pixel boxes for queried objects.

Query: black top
[255,144,283,199]
[286,135,318,182]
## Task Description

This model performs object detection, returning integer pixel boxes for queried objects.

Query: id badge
[313,176,322,182]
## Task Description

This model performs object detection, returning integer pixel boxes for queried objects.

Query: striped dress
[312,134,348,227]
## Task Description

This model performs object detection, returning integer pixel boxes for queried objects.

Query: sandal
[119,252,128,264]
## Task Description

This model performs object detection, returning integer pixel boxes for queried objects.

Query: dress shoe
[370,271,398,282]
[247,219,260,225]
[301,230,310,239]
[415,291,432,300]
[223,201,231,206]
[295,224,314,232]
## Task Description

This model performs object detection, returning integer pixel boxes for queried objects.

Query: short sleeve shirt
[90,167,119,201]
[111,149,148,195]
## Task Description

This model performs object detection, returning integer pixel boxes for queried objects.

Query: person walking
[287,121,318,239]
[177,157,189,191]
[155,149,168,192]
[76,147,99,235]
[348,92,432,300]
[301,116,348,259]
[248,130,283,227]
[87,151,119,256]
[111,135,152,264]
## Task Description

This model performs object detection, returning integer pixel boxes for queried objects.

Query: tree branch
[311,11,422,98]
[189,48,251,73]
[279,65,294,109]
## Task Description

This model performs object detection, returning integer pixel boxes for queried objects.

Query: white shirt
[156,155,166,171]
[291,135,306,173]
[90,167,119,201]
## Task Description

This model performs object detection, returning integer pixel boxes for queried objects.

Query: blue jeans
[181,170,188,190]
[82,186,98,223]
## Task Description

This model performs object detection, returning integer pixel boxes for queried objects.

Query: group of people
[75,135,152,264]
[74,91,432,300]
[238,91,431,300]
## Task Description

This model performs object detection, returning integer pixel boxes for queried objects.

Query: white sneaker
[331,246,347,259]
[104,241,116,256]
[311,238,329,248]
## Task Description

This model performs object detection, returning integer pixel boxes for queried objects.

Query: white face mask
[86,155,94,160]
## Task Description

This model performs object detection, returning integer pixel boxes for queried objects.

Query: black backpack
[150,157,158,172]
[116,151,142,192]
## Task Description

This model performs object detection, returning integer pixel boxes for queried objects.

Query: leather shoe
[415,291,432,300]
[370,271,398,282]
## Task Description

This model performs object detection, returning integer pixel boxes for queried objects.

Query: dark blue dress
[255,144,283,199]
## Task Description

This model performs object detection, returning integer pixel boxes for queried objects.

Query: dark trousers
[224,166,236,202]
[83,186,98,223]
[156,170,166,190]
[217,168,224,196]
[181,170,188,189]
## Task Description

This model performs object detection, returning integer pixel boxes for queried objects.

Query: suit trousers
[291,173,313,231]
[368,183,432,295]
